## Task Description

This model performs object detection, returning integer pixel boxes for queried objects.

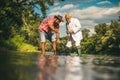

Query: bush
[18,43,37,52]
[0,35,38,52]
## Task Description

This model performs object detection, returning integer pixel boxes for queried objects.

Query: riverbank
[0,47,120,57]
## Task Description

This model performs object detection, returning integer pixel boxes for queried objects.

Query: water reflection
[92,66,120,80]
[0,51,120,80]
[0,52,37,80]
[37,55,58,80]
[65,56,83,80]
[91,56,120,80]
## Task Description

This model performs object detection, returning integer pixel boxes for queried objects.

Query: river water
[0,51,120,80]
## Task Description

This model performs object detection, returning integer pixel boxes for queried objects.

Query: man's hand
[54,28,59,33]
[49,25,58,33]
[67,29,74,33]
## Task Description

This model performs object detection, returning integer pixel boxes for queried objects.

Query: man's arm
[72,19,81,33]
[49,24,61,43]
[49,25,58,33]
[66,23,70,34]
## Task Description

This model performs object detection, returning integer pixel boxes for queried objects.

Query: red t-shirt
[38,17,59,33]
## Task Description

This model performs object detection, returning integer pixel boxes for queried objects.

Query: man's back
[39,17,55,33]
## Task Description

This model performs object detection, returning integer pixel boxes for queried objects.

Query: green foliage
[95,23,107,36]
[81,39,95,54]
[0,35,37,52]
[82,28,90,41]
[0,35,23,50]
[45,40,52,51]
[10,35,24,45]
[0,40,16,50]
[81,20,120,54]
[0,0,57,51]
[57,37,67,52]
[18,43,37,52]
[9,35,37,52]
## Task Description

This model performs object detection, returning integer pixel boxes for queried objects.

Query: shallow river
[0,52,120,80]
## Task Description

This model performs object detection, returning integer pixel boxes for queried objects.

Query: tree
[82,28,90,41]
[0,0,65,50]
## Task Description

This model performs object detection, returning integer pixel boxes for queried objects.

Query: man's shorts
[39,32,56,42]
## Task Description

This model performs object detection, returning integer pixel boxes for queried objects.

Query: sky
[36,0,120,37]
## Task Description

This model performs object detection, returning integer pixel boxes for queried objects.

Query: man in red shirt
[38,15,63,55]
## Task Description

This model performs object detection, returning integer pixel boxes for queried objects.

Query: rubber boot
[68,49,71,56]
[77,48,82,56]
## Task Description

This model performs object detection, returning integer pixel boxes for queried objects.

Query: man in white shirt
[65,13,83,56]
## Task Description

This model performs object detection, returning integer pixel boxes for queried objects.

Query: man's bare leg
[41,42,45,55]
[52,41,57,55]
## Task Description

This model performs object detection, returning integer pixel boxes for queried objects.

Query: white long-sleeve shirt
[66,18,83,47]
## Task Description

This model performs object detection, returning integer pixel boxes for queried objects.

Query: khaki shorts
[39,32,56,42]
